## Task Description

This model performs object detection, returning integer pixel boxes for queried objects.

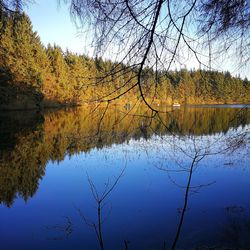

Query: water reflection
[0,105,249,249]
[81,136,219,250]
[77,166,126,250]
[0,105,249,205]
[222,205,250,246]
[0,111,45,206]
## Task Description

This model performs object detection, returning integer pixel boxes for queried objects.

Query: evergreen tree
[0,12,49,108]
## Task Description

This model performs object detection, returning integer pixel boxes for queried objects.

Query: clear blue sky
[25,1,249,79]
[25,0,91,54]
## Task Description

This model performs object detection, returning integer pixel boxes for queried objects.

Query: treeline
[0,10,249,109]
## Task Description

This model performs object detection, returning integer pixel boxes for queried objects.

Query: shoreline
[0,102,250,112]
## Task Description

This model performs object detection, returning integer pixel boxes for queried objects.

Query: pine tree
[0,11,47,108]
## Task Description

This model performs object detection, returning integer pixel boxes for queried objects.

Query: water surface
[0,105,250,250]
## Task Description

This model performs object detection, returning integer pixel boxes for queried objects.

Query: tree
[1,0,249,108]
[61,0,250,110]
[45,44,71,103]
[0,11,47,108]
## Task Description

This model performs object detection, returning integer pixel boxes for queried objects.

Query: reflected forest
[1,106,249,206]
[1,105,250,249]
[1,0,250,250]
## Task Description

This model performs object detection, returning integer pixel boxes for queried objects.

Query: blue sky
[25,0,91,54]
[25,1,249,79]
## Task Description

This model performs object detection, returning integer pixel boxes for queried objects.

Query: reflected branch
[79,165,126,250]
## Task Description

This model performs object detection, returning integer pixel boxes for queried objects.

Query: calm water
[0,105,250,250]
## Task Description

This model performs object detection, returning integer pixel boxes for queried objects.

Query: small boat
[172,103,180,107]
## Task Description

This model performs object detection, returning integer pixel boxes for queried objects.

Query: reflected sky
[0,105,250,249]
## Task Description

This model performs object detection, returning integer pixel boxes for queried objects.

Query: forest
[0,10,250,110]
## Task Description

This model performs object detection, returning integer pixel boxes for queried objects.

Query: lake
[0,104,250,250]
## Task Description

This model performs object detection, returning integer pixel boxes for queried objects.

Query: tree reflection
[152,110,249,249]
[155,136,217,249]
[73,106,249,249]
[0,105,249,208]
[78,166,126,250]
[0,111,45,206]
[1,105,249,249]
